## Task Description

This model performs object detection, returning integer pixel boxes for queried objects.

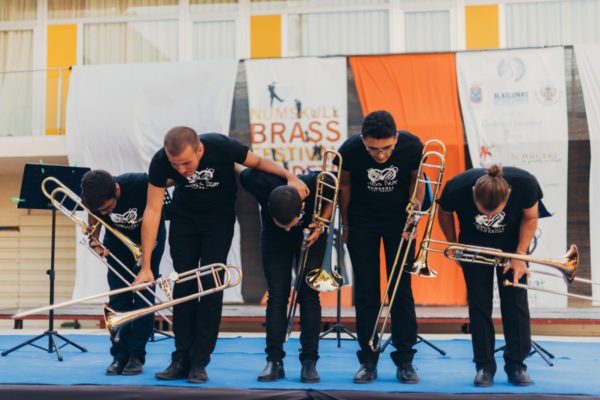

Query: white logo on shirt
[110,208,142,230]
[185,168,220,190]
[366,166,399,193]
[474,212,506,234]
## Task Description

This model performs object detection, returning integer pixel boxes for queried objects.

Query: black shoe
[106,359,127,376]
[397,363,419,384]
[257,361,285,382]
[122,357,144,376]
[507,369,533,386]
[155,361,188,380]
[353,363,377,384]
[187,365,208,384]
[300,360,320,383]
[474,369,494,387]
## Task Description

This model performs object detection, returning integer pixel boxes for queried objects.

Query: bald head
[164,126,200,156]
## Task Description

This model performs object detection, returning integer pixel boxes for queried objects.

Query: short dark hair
[164,126,200,156]
[473,164,511,211]
[361,110,397,139]
[80,170,116,210]
[268,185,302,225]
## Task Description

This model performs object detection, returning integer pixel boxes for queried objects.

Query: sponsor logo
[497,56,526,82]
[536,84,560,105]
[493,91,529,105]
[470,85,483,104]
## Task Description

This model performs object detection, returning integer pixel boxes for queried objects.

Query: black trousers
[347,224,417,366]
[168,212,235,368]
[105,225,165,363]
[462,262,531,373]
[261,230,326,363]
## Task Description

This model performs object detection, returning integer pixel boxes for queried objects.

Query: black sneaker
[155,361,188,380]
[105,359,127,376]
[257,361,285,382]
[122,357,144,376]
[300,360,320,383]
[507,368,533,386]
[187,365,208,384]
[397,363,419,384]
[353,363,377,384]
[474,369,494,387]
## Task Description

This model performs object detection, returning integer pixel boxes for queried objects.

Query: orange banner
[350,54,467,305]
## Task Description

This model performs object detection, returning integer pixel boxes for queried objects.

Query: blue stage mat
[0,334,598,395]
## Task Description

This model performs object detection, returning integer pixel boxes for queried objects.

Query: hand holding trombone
[285,150,343,340]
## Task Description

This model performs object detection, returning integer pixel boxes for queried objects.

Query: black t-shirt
[240,168,319,241]
[437,167,543,252]
[99,173,147,245]
[337,132,423,227]
[148,133,249,217]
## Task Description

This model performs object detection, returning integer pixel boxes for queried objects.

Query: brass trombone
[285,150,342,339]
[368,139,446,353]
[39,176,172,326]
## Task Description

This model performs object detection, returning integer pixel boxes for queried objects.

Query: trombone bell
[305,268,342,292]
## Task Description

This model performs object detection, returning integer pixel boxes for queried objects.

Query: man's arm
[242,152,309,199]
[339,170,351,243]
[87,214,109,257]
[437,207,457,243]
[133,183,165,285]
[504,202,538,285]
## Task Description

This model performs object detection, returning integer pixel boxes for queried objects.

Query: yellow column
[465,4,499,50]
[46,24,77,135]
[250,15,282,58]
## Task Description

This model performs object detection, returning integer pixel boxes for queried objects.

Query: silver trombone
[285,150,342,340]
[15,263,242,339]
[368,139,446,353]
[39,176,172,326]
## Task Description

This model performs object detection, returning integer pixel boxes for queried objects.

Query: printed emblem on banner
[470,85,482,104]
[110,208,141,230]
[497,56,526,82]
[185,168,220,190]
[480,145,494,163]
[536,84,560,105]
[474,212,506,234]
[366,166,399,193]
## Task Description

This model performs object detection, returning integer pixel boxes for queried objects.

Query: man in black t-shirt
[135,126,308,384]
[338,110,424,384]
[239,166,327,383]
[437,164,541,387]
[81,170,166,377]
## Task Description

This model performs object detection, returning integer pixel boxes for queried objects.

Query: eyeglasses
[363,144,395,155]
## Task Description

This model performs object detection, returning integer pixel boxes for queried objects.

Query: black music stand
[320,214,356,347]
[2,164,90,361]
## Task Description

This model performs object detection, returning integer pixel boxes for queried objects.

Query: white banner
[245,57,347,175]
[456,47,569,308]
[65,61,243,303]
[576,44,600,305]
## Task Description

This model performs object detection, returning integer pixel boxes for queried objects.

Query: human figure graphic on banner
[268,82,284,108]
[437,164,540,388]
[135,127,308,384]
[80,170,166,377]
[295,98,302,119]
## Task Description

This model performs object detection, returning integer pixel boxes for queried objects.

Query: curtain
[0,0,36,21]
[287,10,388,56]
[48,0,178,19]
[83,21,178,64]
[506,0,600,47]
[405,10,451,53]
[0,30,34,137]
[192,21,236,59]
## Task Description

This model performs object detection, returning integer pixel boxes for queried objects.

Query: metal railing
[0,67,70,137]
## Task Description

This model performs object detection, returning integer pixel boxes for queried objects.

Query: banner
[576,44,600,305]
[456,47,569,308]
[245,57,347,175]
[65,61,243,303]
[350,53,467,305]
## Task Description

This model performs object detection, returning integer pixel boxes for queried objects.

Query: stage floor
[0,332,599,399]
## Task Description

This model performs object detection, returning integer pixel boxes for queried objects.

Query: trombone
[14,263,241,339]
[368,139,446,353]
[285,150,342,339]
[40,176,172,326]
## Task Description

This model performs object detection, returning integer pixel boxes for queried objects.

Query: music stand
[320,212,356,346]
[2,164,90,361]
